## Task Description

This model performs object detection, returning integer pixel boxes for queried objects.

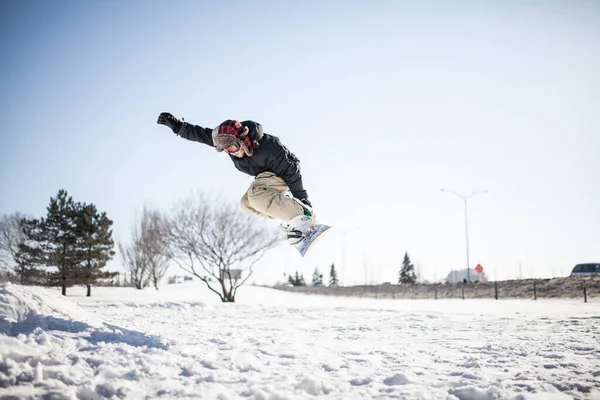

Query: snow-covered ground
[1,282,599,400]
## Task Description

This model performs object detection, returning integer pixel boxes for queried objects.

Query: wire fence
[273,277,600,302]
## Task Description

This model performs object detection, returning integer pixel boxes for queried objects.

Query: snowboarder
[156,112,315,243]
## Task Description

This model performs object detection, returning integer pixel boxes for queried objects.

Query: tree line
[1,188,417,300]
[286,252,418,287]
[0,189,279,301]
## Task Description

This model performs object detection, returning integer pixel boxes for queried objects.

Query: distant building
[444,268,488,283]
[220,269,242,282]
[168,276,184,284]
[168,275,194,284]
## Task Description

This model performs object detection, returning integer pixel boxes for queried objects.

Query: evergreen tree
[291,270,307,286]
[73,203,116,296]
[329,263,339,286]
[18,190,81,295]
[17,190,117,296]
[13,216,45,285]
[398,252,417,285]
[298,273,306,286]
[311,267,323,285]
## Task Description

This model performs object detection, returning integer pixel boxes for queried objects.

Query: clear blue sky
[1,0,598,285]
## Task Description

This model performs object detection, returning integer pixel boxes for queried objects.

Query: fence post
[533,281,537,300]
[584,284,587,303]
[435,288,437,300]
[494,281,498,300]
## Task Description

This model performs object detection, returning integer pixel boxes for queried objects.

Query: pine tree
[18,190,81,295]
[73,203,116,297]
[13,215,45,285]
[312,267,323,286]
[17,190,116,296]
[298,273,306,286]
[294,270,301,286]
[291,270,307,286]
[329,263,339,286]
[398,252,417,285]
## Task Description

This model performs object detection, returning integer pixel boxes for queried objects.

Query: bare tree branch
[138,205,170,290]
[165,190,280,302]
[118,217,149,290]
[0,213,28,272]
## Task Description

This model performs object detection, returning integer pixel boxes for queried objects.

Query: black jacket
[176,120,308,201]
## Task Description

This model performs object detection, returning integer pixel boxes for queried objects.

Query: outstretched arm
[177,122,215,147]
[157,112,215,147]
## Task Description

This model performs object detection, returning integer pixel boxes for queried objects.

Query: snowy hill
[1,282,599,399]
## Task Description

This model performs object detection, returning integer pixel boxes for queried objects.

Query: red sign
[475,264,483,274]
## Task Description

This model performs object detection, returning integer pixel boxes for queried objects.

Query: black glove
[299,198,312,207]
[157,112,183,134]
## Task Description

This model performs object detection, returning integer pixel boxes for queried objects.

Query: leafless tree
[118,221,149,290]
[0,212,29,279]
[139,206,170,290]
[165,191,280,302]
[118,206,171,290]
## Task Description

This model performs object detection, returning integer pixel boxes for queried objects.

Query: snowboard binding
[281,215,331,257]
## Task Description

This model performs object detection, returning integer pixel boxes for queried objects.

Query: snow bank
[0,283,171,398]
[0,283,104,335]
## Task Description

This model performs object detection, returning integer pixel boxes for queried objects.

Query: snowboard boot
[283,214,316,245]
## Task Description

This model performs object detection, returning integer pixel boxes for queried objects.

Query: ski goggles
[223,143,241,153]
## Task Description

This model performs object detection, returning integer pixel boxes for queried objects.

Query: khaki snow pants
[240,172,305,221]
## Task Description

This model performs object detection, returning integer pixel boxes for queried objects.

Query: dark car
[570,263,600,276]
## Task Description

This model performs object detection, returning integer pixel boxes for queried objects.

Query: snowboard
[293,224,331,257]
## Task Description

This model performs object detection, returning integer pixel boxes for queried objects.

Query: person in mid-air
[157,112,315,243]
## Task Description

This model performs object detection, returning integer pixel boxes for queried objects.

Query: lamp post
[440,188,488,282]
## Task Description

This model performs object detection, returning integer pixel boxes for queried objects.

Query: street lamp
[440,188,488,282]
